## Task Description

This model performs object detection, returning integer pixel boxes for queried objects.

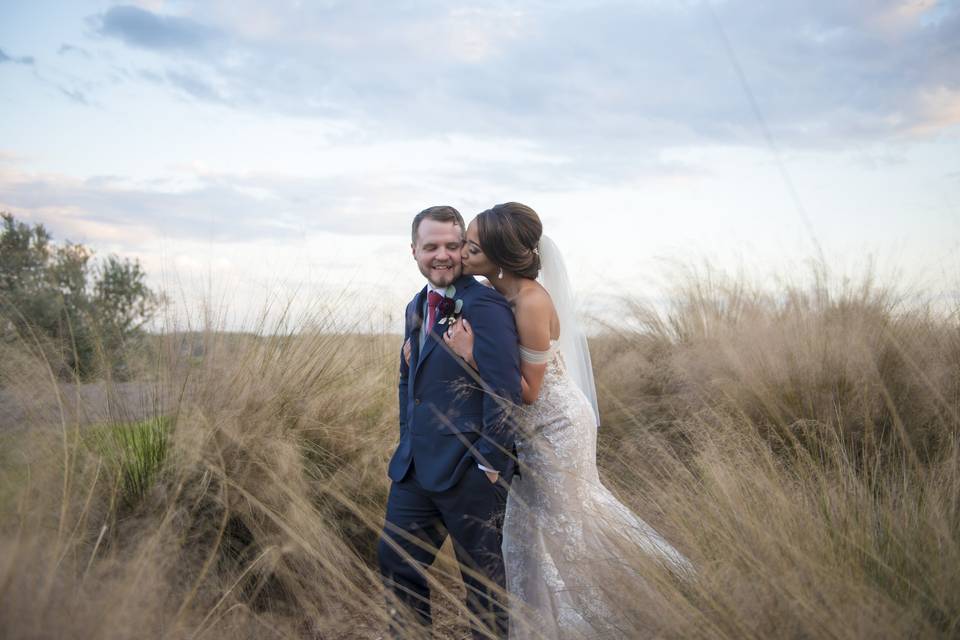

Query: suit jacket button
[414,398,421,405]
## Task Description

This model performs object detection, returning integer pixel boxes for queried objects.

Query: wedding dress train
[502,341,691,639]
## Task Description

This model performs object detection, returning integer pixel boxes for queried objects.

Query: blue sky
[1,1,958,328]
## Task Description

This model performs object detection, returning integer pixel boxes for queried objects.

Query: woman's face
[461,219,496,278]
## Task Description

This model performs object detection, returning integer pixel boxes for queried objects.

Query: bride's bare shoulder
[516,282,561,337]
[514,283,555,346]
[514,283,554,316]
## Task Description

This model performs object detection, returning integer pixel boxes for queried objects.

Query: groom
[378,205,521,639]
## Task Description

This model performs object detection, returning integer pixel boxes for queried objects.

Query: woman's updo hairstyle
[475,202,543,279]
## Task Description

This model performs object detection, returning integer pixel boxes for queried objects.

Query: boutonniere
[437,284,464,325]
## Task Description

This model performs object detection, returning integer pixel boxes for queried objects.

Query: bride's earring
[498,267,504,279]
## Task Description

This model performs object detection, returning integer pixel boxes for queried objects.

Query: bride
[443,202,691,639]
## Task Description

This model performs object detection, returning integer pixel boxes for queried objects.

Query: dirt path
[0,381,173,432]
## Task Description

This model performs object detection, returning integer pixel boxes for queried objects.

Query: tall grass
[0,265,957,638]
[0,309,404,638]
[590,264,960,637]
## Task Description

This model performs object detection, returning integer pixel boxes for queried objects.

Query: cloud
[0,126,703,247]
[58,86,89,105]
[909,87,960,134]
[165,69,226,103]
[0,165,433,244]
[58,43,92,58]
[703,1,960,139]
[92,5,220,52]
[79,0,958,165]
[0,47,35,65]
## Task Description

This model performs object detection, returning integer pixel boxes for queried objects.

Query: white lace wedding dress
[501,341,691,639]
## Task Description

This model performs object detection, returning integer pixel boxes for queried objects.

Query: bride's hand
[443,317,477,369]
[402,338,411,366]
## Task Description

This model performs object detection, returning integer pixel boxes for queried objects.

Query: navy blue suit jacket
[389,274,521,492]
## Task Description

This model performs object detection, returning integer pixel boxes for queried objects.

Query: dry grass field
[1,265,958,639]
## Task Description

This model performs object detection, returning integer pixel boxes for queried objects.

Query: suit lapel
[411,276,475,385]
[409,286,427,382]
[411,276,476,376]
[417,314,442,368]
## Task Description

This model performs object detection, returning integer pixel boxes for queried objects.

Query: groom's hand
[484,470,500,484]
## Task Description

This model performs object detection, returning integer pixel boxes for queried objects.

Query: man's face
[412,218,463,288]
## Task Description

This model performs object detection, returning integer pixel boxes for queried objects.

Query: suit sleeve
[466,290,521,474]
[398,301,412,432]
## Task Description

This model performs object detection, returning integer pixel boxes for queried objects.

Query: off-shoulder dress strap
[519,341,558,364]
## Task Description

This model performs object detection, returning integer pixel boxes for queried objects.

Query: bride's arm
[514,290,552,404]
[444,289,552,404]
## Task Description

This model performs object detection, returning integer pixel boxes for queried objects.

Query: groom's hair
[411,206,465,244]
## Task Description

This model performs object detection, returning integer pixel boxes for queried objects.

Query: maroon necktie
[426,290,443,331]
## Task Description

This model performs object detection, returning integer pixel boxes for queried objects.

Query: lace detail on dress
[503,341,691,639]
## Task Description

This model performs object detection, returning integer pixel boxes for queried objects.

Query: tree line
[0,212,161,380]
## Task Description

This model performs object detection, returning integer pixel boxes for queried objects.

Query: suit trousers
[378,461,510,639]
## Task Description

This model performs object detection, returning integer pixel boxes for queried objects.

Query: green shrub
[86,416,172,507]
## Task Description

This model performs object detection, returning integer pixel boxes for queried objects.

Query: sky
[1,0,958,331]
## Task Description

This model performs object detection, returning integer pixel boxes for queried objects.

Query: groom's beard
[427,261,461,288]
